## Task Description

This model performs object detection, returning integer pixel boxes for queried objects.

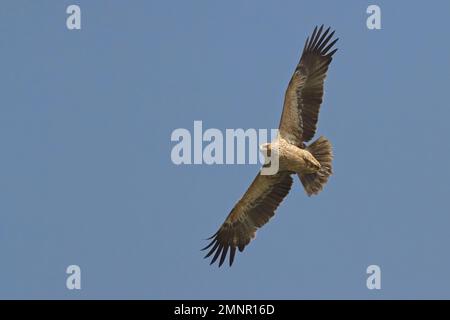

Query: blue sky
[0,0,450,299]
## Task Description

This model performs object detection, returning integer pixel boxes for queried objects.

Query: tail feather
[299,136,333,196]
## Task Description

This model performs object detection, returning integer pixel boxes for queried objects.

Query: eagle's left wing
[279,25,338,146]
[202,172,293,267]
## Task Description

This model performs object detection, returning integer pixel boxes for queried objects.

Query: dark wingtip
[201,238,216,251]
[210,245,223,265]
[307,26,318,50]
[218,246,229,267]
[303,36,310,52]
[305,26,338,56]
[328,48,338,58]
[311,25,324,46]
[323,38,339,55]
[229,246,236,266]
[203,240,220,259]
[205,231,219,240]
[202,237,237,267]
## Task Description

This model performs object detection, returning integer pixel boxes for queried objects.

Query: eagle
[202,25,338,267]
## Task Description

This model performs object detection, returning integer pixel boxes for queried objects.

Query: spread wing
[202,172,293,267]
[279,25,338,146]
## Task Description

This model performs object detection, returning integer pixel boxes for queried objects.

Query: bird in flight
[202,25,338,267]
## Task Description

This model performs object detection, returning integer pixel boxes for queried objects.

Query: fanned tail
[299,136,333,196]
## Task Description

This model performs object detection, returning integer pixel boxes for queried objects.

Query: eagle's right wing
[279,25,338,146]
[202,172,293,267]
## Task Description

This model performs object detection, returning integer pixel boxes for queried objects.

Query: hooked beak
[259,143,269,153]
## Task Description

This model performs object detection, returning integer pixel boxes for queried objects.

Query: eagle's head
[259,143,272,158]
[259,142,270,151]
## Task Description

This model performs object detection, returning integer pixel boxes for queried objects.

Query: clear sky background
[1,0,450,299]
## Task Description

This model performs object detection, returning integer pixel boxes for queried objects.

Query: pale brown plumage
[203,25,338,267]
[279,25,338,146]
